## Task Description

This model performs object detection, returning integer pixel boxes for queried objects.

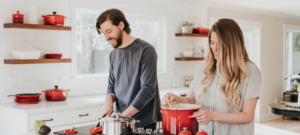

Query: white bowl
[182,51,194,57]
[11,50,42,59]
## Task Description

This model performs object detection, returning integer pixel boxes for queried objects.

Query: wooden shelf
[175,33,208,37]
[175,57,205,61]
[4,59,71,64]
[4,23,71,31]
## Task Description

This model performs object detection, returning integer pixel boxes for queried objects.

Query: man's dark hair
[96,8,131,35]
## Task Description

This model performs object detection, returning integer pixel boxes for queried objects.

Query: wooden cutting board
[53,124,100,135]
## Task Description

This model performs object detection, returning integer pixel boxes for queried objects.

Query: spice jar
[179,127,192,135]
[12,11,24,23]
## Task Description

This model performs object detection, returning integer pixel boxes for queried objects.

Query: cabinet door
[29,108,98,130]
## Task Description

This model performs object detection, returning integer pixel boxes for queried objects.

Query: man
[96,8,162,130]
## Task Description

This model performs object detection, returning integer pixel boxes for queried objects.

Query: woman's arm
[163,90,196,105]
[192,98,258,125]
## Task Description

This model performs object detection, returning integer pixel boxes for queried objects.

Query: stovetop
[53,124,163,135]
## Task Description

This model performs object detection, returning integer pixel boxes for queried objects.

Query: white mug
[26,6,39,24]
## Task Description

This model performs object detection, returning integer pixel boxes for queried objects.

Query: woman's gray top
[189,61,261,135]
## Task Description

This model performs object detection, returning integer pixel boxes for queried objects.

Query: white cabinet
[28,108,98,131]
[0,95,105,135]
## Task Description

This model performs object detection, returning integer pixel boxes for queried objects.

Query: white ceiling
[203,0,300,17]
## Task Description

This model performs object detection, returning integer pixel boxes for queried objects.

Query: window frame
[283,24,300,91]
[71,9,167,79]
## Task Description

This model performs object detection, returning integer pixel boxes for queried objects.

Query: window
[76,10,165,76]
[284,25,300,91]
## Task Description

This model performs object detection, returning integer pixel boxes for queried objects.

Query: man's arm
[121,46,158,117]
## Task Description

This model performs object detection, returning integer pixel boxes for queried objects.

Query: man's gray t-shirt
[107,38,162,127]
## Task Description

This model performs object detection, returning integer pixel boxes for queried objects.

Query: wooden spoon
[170,92,173,108]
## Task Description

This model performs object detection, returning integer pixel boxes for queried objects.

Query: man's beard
[109,30,123,49]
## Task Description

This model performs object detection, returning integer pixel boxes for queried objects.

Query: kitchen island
[0,87,189,135]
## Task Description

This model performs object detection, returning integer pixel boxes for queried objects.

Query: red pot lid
[44,85,68,92]
[13,11,24,16]
[179,127,192,135]
[46,12,65,17]
[161,103,201,110]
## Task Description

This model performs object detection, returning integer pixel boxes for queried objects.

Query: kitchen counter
[0,87,190,114]
[1,87,190,135]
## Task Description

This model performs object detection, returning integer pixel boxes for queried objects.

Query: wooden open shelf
[175,33,208,37]
[4,59,71,64]
[4,23,71,31]
[175,57,205,61]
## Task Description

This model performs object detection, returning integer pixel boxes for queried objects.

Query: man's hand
[100,93,116,117]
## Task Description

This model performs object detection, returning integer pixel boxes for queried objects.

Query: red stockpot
[42,12,67,26]
[42,86,70,101]
[161,103,200,135]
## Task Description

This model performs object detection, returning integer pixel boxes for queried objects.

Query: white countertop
[0,87,190,114]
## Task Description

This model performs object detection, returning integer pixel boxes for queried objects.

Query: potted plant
[181,21,194,33]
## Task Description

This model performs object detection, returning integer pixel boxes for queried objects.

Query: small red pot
[42,12,67,26]
[42,86,70,101]
[12,11,24,23]
[161,103,200,135]
[45,54,62,59]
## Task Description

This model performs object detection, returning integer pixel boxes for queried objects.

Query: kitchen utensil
[42,12,67,26]
[8,93,42,98]
[170,92,173,108]
[45,54,62,59]
[12,11,24,23]
[14,97,41,104]
[96,114,106,127]
[26,6,39,24]
[98,113,140,135]
[179,127,192,135]
[161,103,200,135]
[42,85,70,101]
[10,45,42,59]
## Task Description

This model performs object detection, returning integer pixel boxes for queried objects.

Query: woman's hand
[163,92,178,105]
[191,110,215,125]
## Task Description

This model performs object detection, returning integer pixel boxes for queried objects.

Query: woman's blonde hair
[200,18,253,111]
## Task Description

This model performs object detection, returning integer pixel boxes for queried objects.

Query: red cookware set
[12,11,67,27]
[8,86,70,104]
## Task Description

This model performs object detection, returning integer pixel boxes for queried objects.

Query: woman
[164,19,261,135]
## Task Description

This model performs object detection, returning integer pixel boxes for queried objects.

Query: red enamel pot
[161,103,200,135]
[42,85,70,101]
[42,12,66,26]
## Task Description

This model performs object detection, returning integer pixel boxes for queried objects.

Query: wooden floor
[254,117,300,135]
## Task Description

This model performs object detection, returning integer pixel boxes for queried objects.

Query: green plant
[34,120,45,135]
[182,21,194,27]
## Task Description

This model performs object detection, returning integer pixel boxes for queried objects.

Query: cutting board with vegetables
[53,124,100,135]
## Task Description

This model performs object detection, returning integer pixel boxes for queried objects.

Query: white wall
[0,0,208,103]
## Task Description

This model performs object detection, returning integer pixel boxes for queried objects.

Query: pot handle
[7,95,16,97]
[42,91,45,93]
[41,15,47,18]
[37,93,42,96]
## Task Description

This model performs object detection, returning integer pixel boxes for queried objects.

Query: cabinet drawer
[29,108,98,130]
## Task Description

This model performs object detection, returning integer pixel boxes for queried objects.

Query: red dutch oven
[161,103,200,135]
[42,12,67,26]
[42,85,70,101]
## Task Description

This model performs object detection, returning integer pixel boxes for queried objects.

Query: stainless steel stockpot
[98,113,140,135]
